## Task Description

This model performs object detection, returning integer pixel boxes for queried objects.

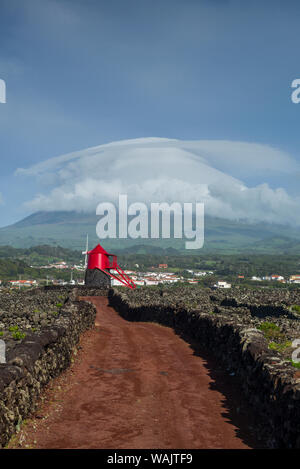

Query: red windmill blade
[86,244,136,289]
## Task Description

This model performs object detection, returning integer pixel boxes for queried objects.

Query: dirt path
[7,296,260,449]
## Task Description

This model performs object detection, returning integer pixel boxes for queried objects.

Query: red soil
[7,296,260,449]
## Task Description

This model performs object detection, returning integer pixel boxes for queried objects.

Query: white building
[9,280,38,288]
[144,277,159,286]
[111,278,126,286]
[213,281,231,289]
[289,275,300,283]
[270,275,284,281]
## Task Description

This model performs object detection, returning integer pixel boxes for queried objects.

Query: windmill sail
[82,234,89,269]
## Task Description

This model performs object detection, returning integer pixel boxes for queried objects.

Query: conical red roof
[87,243,109,255]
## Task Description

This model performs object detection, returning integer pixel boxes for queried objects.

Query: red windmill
[86,243,136,289]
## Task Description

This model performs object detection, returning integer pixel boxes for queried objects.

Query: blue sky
[1,0,300,226]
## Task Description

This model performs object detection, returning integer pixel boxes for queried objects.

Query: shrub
[12,331,26,341]
[268,341,292,353]
[291,361,300,369]
[258,322,284,342]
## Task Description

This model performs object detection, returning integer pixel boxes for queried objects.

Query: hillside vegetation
[2,210,300,253]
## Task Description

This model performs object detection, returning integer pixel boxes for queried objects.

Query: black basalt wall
[0,286,109,448]
[108,288,300,449]
[84,269,111,288]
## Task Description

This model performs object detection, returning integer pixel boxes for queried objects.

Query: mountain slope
[0,211,300,253]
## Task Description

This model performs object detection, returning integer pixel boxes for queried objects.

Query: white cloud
[16,137,300,225]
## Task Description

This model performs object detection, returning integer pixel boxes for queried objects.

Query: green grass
[268,341,292,353]
[258,322,284,342]
[12,331,26,340]
[291,361,300,369]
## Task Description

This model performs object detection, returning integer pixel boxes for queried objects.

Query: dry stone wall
[0,286,105,447]
[108,286,300,448]
[2,283,300,448]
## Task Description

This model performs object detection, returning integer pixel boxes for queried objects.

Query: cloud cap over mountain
[16,137,300,226]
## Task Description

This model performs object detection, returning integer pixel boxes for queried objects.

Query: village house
[9,280,38,288]
[290,275,300,283]
[270,274,284,281]
[213,280,231,289]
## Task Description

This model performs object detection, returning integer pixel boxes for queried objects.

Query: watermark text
[96,195,204,250]
[292,339,300,363]
[0,79,6,103]
[0,339,6,364]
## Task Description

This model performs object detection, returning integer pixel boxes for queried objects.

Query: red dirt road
[7,297,260,449]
